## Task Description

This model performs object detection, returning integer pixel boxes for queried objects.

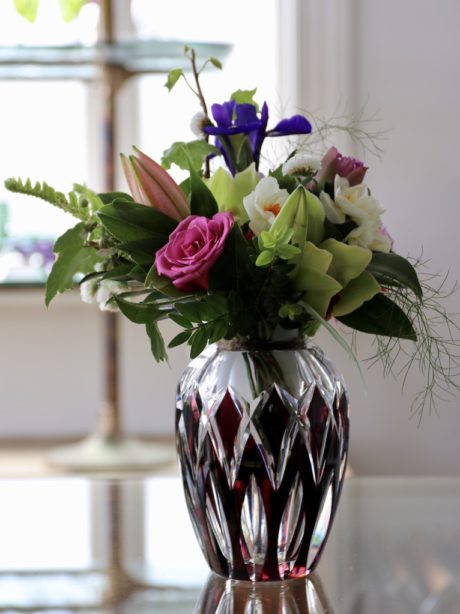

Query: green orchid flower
[205,163,260,223]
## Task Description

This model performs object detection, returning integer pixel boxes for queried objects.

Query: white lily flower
[243,176,289,235]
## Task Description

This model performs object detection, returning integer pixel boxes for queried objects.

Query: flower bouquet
[5,47,459,580]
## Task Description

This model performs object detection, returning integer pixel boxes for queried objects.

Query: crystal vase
[175,338,349,581]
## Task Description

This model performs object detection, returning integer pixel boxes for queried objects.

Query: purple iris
[203,100,312,174]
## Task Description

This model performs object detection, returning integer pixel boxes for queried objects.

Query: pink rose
[155,212,234,291]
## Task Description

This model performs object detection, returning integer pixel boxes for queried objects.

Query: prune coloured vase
[175,338,349,581]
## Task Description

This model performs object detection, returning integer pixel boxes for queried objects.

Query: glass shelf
[0,39,232,80]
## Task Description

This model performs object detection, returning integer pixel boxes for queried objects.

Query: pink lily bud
[120,148,190,221]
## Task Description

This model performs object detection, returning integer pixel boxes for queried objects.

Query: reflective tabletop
[0,475,458,612]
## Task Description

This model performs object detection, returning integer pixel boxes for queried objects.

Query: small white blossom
[80,277,99,304]
[243,177,289,235]
[190,112,208,139]
[282,154,321,176]
[96,280,130,312]
[328,177,392,252]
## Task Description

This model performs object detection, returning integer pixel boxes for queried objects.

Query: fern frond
[4,177,90,222]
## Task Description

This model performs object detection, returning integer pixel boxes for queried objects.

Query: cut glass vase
[176,339,349,581]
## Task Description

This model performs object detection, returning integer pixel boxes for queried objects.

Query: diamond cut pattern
[176,344,349,581]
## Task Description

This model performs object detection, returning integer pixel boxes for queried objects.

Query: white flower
[282,154,321,176]
[320,190,346,224]
[190,112,208,139]
[80,277,99,304]
[96,280,130,312]
[330,177,392,252]
[243,177,289,235]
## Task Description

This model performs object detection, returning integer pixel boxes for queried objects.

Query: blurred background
[0,0,459,475]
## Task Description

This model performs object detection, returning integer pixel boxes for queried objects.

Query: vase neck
[217,337,308,352]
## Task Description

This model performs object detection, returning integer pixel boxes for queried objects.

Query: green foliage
[256,228,300,266]
[13,0,39,22]
[161,141,219,172]
[164,69,184,92]
[209,56,223,70]
[146,322,167,362]
[45,223,102,306]
[230,88,259,111]
[337,293,417,341]
[169,295,229,358]
[189,169,219,218]
[58,0,86,21]
[98,201,176,243]
[4,177,95,222]
[367,252,422,299]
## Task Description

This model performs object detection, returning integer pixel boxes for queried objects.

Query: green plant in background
[13,0,87,22]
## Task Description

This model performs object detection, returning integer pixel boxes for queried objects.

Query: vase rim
[217,337,309,352]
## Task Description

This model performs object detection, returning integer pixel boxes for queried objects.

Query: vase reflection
[194,572,333,613]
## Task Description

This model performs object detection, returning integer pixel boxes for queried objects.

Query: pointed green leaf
[13,0,39,22]
[337,293,417,340]
[45,223,102,306]
[145,265,187,298]
[189,169,218,218]
[230,88,259,111]
[168,313,192,328]
[97,191,134,205]
[115,297,160,324]
[256,250,275,267]
[58,0,86,21]
[209,56,223,69]
[168,330,192,348]
[161,141,220,172]
[190,328,208,358]
[146,322,167,362]
[98,201,176,242]
[367,252,423,299]
[164,68,183,92]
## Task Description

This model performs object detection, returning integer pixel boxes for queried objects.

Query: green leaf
[161,141,219,172]
[98,191,134,205]
[101,263,136,281]
[230,88,259,111]
[164,68,183,92]
[176,302,203,323]
[209,56,223,70]
[208,318,228,343]
[118,238,164,267]
[98,201,176,243]
[168,330,192,348]
[189,169,218,217]
[256,250,275,267]
[367,252,423,299]
[208,224,251,292]
[13,0,39,22]
[190,328,208,358]
[169,313,192,328]
[58,0,86,21]
[337,293,417,340]
[146,322,167,362]
[145,265,187,298]
[45,223,102,306]
[115,297,160,324]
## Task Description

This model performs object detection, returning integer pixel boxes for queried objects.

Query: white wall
[294,0,460,475]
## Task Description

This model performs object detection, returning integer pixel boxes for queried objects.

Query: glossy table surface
[0,475,458,612]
